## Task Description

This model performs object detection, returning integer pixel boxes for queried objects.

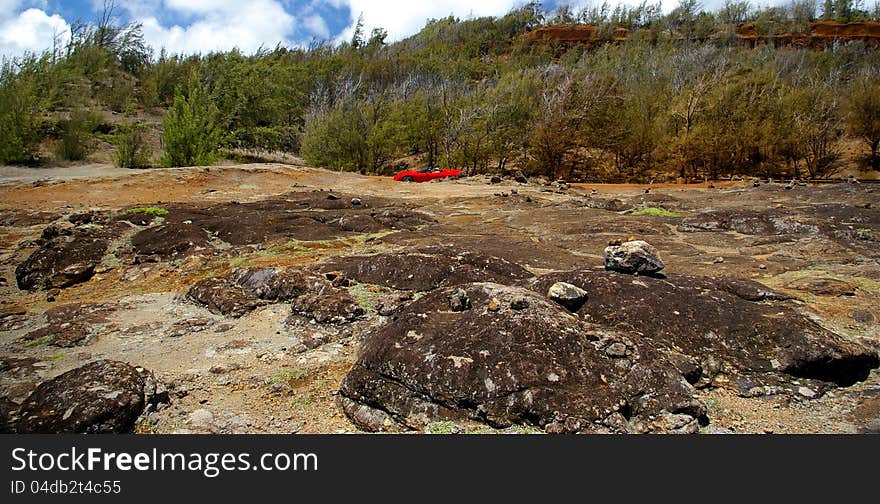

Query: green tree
[162,74,223,167]
[0,62,43,165]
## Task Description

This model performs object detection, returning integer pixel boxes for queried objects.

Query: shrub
[113,121,152,168]
[54,108,99,161]
[161,74,222,167]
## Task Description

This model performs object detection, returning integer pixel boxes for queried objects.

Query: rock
[188,409,214,429]
[605,342,628,358]
[718,277,793,302]
[448,289,470,312]
[320,247,531,292]
[0,397,18,433]
[604,240,664,275]
[547,282,588,312]
[15,225,123,291]
[523,270,880,389]
[677,210,819,236]
[514,173,528,184]
[510,296,529,310]
[351,198,362,206]
[327,194,340,200]
[187,267,321,317]
[339,283,705,433]
[851,309,875,324]
[19,303,115,347]
[16,360,166,433]
[797,387,817,398]
[490,176,502,184]
[186,276,265,317]
[781,277,857,297]
[130,223,210,260]
[487,297,501,311]
[290,290,365,324]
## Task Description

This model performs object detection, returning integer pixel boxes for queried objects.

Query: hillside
[1,3,879,183]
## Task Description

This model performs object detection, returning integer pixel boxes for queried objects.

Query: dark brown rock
[130,223,210,259]
[321,247,532,292]
[523,270,879,388]
[19,303,116,347]
[186,267,319,317]
[188,267,362,323]
[339,283,705,433]
[0,397,18,433]
[16,360,166,433]
[15,226,118,291]
[186,276,263,318]
[780,277,857,297]
[290,290,364,324]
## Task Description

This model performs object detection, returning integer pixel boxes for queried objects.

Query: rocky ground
[1,163,878,434]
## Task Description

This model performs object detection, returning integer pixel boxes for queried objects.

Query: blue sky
[1,0,779,59]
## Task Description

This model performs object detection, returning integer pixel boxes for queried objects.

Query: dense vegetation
[1,0,879,180]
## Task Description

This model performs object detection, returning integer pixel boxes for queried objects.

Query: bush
[0,66,42,165]
[54,108,99,161]
[113,121,152,168]
[161,75,222,167]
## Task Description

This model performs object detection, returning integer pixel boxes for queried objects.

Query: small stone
[326,194,340,200]
[713,257,724,264]
[605,342,628,358]
[188,409,214,428]
[490,176,502,184]
[510,296,529,310]
[487,297,501,312]
[797,387,816,398]
[851,309,874,324]
[547,282,588,312]
[759,264,767,270]
[448,289,470,312]
[351,198,362,206]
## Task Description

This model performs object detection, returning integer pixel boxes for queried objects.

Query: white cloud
[303,13,330,39]
[135,0,297,55]
[334,0,522,43]
[0,7,70,59]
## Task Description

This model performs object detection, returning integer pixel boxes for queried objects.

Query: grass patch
[856,228,873,234]
[22,336,51,348]
[348,283,384,311]
[290,395,315,413]
[631,207,682,218]
[426,421,459,434]
[121,206,169,217]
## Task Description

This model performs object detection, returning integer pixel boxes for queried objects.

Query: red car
[393,167,462,183]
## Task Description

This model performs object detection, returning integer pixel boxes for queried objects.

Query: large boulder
[339,283,706,434]
[321,247,532,292]
[524,271,879,391]
[186,267,320,317]
[187,267,364,323]
[15,225,120,291]
[604,240,664,275]
[16,360,166,433]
